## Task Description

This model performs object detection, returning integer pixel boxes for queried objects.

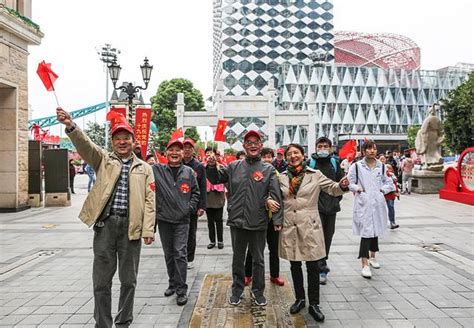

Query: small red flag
[36,61,58,91]
[171,127,184,141]
[154,150,168,164]
[224,154,237,164]
[198,148,206,161]
[214,119,228,142]
[339,140,357,162]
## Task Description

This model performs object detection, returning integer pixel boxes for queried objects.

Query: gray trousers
[230,227,266,298]
[93,215,141,328]
[158,220,189,296]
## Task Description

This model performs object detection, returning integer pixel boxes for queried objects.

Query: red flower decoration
[253,171,264,182]
[181,183,190,193]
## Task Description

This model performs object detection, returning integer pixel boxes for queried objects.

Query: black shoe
[164,288,175,297]
[207,243,216,249]
[176,295,188,306]
[229,293,243,306]
[217,242,224,249]
[308,304,325,322]
[390,224,400,230]
[290,299,305,314]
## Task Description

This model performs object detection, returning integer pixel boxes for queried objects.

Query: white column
[267,79,276,147]
[307,89,317,154]
[176,92,185,129]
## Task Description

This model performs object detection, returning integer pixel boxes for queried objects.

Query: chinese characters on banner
[134,107,152,159]
[110,107,127,118]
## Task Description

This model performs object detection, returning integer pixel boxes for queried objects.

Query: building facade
[213,0,334,96]
[0,0,43,211]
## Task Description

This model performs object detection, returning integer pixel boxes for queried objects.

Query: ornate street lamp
[108,57,153,122]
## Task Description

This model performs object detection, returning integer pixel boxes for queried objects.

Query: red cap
[276,148,285,155]
[244,130,261,141]
[111,122,134,136]
[183,138,195,147]
[166,139,184,149]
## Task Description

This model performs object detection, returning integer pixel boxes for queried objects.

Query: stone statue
[415,103,444,171]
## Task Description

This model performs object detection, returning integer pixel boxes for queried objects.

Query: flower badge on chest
[149,182,156,192]
[253,171,264,182]
[181,183,190,193]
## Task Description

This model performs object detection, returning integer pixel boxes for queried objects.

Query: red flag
[171,127,184,141]
[154,150,168,164]
[339,140,357,161]
[214,119,228,142]
[198,148,206,161]
[36,61,58,91]
[224,154,237,165]
[110,107,127,118]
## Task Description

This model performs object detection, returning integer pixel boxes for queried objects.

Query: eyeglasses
[244,141,262,146]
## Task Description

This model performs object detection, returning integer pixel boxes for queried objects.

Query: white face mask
[317,150,330,158]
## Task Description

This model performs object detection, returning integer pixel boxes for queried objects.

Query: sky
[28,0,473,136]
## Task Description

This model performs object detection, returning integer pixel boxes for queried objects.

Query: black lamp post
[108,57,153,122]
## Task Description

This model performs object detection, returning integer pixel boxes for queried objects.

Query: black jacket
[272,158,288,173]
[307,154,343,215]
[152,164,200,225]
[206,157,283,231]
[184,157,207,211]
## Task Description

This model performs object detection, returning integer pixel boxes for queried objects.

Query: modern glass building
[213,0,335,96]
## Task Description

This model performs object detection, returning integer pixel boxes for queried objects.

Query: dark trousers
[93,215,141,328]
[207,207,224,243]
[290,260,320,305]
[358,237,379,259]
[158,221,189,296]
[187,213,198,262]
[245,220,280,278]
[386,199,395,224]
[70,177,75,193]
[318,213,336,273]
[230,227,266,297]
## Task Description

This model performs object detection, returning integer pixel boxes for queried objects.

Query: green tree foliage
[406,125,420,148]
[150,78,205,151]
[84,121,107,149]
[442,73,474,154]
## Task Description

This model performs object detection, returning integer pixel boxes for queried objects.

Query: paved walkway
[0,174,473,327]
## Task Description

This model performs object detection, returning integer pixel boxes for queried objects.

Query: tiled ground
[0,175,472,327]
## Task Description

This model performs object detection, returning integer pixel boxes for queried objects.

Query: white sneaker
[187,261,194,269]
[369,258,380,269]
[361,265,372,278]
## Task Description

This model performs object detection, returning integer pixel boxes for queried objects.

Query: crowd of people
[57,107,406,327]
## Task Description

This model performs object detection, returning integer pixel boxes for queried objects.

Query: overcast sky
[28,0,473,135]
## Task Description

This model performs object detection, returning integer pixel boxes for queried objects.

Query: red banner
[214,119,228,142]
[134,108,152,159]
[110,107,127,118]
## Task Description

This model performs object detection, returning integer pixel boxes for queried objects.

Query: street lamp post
[108,57,153,124]
[97,43,120,149]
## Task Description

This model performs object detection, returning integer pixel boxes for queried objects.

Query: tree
[84,121,108,149]
[442,73,474,154]
[406,125,420,148]
[150,78,205,151]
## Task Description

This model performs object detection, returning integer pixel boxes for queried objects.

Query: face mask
[317,150,330,158]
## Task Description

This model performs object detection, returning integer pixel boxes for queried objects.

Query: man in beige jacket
[56,108,155,328]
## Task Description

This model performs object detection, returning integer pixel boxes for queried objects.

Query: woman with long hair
[268,143,349,322]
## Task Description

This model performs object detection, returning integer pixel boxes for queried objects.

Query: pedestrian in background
[84,163,96,193]
[401,151,414,194]
[347,140,395,279]
[272,147,288,173]
[69,159,76,194]
[385,164,400,229]
[57,107,155,328]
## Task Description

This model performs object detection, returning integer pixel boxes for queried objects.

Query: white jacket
[347,159,395,238]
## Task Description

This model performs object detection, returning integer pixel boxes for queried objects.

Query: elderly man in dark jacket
[152,139,200,306]
[206,130,283,307]
[307,137,344,285]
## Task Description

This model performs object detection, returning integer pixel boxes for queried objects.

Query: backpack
[354,162,385,185]
[309,157,337,173]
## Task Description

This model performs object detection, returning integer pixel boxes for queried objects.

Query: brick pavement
[0,174,472,327]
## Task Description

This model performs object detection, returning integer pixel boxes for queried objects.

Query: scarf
[287,162,306,195]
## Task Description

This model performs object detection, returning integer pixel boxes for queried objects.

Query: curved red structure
[335,31,421,70]
[439,147,474,205]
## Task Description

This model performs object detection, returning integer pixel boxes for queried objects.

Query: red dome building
[334,31,421,70]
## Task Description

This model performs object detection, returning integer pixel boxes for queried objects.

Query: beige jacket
[67,126,155,240]
[279,168,344,261]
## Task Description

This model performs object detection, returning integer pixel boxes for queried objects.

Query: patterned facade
[213,0,334,96]
[276,63,470,143]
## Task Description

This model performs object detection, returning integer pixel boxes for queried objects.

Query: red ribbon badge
[253,171,264,182]
[181,183,190,193]
[149,182,156,192]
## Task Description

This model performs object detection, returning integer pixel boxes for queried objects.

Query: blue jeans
[386,199,395,224]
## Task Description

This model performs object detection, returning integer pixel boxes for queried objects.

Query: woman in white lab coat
[347,140,395,278]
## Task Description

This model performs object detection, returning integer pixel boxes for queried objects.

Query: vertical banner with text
[134,107,152,159]
[110,107,127,118]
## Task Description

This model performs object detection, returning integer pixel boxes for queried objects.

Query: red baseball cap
[244,130,261,141]
[183,138,195,147]
[276,148,285,155]
[111,122,134,137]
[166,139,184,149]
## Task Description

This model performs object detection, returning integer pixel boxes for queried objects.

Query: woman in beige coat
[268,143,348,322]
